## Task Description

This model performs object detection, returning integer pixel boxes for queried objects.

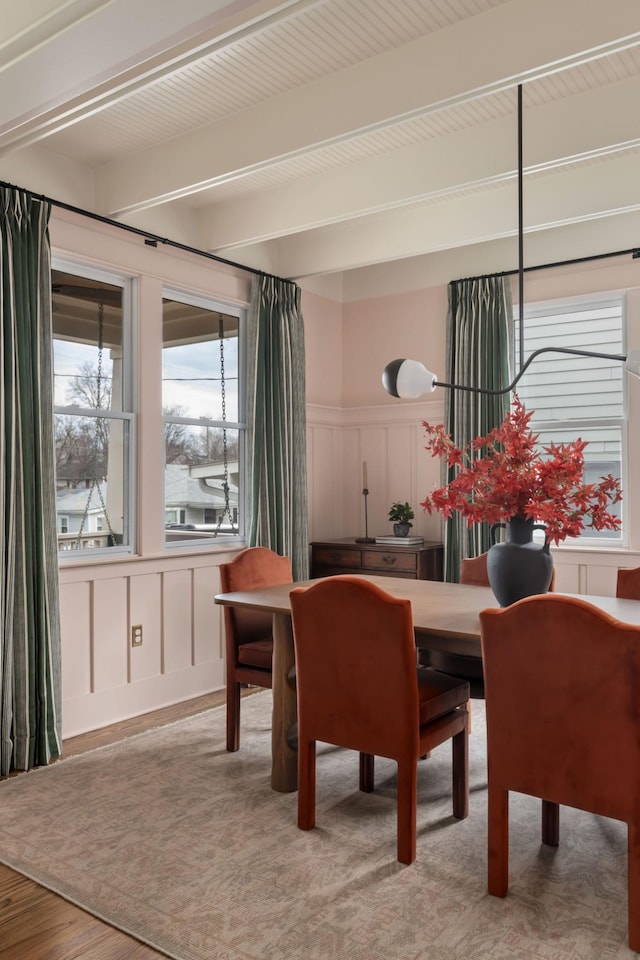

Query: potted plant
[388,501,415,537]
[420,395,622,604]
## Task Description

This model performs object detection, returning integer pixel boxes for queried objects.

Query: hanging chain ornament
[214,314,237,535]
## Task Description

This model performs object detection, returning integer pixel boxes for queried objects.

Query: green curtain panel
[0,188,62,775]
[443,276,514,582]
[247,275,309,580]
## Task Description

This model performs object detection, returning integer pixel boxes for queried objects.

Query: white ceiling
[1,0,639,293]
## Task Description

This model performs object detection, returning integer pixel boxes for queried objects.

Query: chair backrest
[480,594,640,824]
[461,551,556,591]
[290,575,419,758]
[460,553,489,586]
[220,547,293,648]
[616,566,640,600]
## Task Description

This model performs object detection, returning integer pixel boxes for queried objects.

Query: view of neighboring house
[55,460,240,550]
[164,462,239,535]
[56,482,110,549]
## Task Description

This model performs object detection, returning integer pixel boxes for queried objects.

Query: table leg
[270,612,298,792]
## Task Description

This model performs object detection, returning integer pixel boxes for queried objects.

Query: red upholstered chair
[219,547,293,752]
[480,594,640,951]
[461,550,556,591]
[460,551,490,586]
[289,575,470,865]
[616,566,640,600]
[426,552,556,699]
[422,552,493,698]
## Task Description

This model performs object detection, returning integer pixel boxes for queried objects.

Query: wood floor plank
[0,864,163,959]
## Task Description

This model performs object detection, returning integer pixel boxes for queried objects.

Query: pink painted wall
[301,289,343,407]
[342,286,448,408]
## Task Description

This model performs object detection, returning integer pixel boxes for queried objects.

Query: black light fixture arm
[380,84,640,403]
[382,347,639,399]
[433,346,628,396]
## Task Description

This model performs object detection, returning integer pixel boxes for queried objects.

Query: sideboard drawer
[309,539,443,582]
[362,549,417,574]
[312,546,363,569]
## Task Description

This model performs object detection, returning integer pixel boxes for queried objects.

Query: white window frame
[162,286,246,550]
[53,257,136,560]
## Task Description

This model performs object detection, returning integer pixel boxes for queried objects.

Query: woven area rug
[0,693,635,960]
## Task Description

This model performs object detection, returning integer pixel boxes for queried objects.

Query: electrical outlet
[131,624,143,647]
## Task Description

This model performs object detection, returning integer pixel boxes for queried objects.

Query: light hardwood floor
[0,688,241,960]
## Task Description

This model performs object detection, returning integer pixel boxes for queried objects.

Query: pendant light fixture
[382,85,640,399]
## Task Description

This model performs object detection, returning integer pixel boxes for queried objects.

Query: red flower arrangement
[420,396,622,545]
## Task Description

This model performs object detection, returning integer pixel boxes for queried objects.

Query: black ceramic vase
[487,515,554,607]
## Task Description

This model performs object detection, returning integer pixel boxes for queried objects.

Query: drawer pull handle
[382,555,397,564]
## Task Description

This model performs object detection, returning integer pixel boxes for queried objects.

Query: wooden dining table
[215,575,640,792]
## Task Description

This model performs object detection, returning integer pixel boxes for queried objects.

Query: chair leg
[451,724,469,820]
[627,821,640,952]
[396,760,418,864]
[297,738,316,831]
[359,753,375,792]
[488,783,509,897]
[541,800,559,846]
[226,681,241,752]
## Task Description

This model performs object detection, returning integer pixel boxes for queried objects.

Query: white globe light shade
[382,359,438,399]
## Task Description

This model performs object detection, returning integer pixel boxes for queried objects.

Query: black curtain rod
[460,245,640,285]
[0,179,296,287]
[4,178,637,292]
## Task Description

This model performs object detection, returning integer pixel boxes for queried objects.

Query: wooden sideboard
[309,537,444,581]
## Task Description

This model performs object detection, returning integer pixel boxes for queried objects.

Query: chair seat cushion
[237,638,273,670]
[417,667,470,725]
[420,650,485,699]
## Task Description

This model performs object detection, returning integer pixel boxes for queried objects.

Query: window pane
[162,300,239,421]
[164,424,240,543]
[536,425,622,541]
[53,266,131,555]
[53,271,123,411]
[516,296,624,543]
[55,415,130,551]
[162,294,243,548]
[516,300,624,422]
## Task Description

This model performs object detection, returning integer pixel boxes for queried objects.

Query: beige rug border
[0,692,634,960]
[0,699,240,960]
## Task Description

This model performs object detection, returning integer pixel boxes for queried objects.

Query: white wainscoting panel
[59,551,235,738]
[60,580,91,704]
[92,577,128,693]
[308,399,446,542]
[194,565,223,664]
[162,569,194,674]
[306,406,345,542]
[129,572,162,683]
[553,551,640,598]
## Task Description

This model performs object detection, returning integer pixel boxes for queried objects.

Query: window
[516,294,625,542]
[53,263,134,555]
[162,290,244,546]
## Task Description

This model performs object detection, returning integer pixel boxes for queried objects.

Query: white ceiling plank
[196,75,640,249]
[256,152,640,278]
[1,0,638,289]
[0,1,112,66]
[334,213,640,302]
[0,0,317,150]
[94,0,640,216]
